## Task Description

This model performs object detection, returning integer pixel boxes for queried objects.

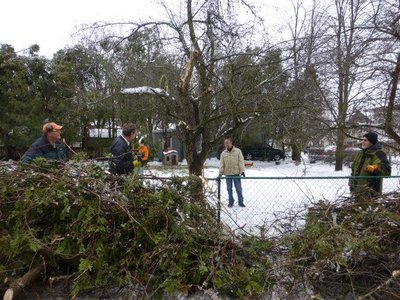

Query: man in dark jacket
[21,122,68,163]
[109,123,136,175]
[350,132,391,199]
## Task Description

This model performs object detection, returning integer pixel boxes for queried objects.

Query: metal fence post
[217,177,221,223]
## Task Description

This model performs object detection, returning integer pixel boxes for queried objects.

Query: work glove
[133,159,141,168]
[241,172,245,177]
[366,164,379,173]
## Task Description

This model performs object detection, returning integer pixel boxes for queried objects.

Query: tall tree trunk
[188,158,205,176]
[291,143,301,162]
[146,117,154,161]
[384,52,400,145]
[81,123,89,151]
[335,125,345,170]
[184,136,207,202]
[184,134,207,176]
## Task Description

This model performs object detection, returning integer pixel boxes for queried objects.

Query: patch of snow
[146,155,400,235]
[121,87,169,97]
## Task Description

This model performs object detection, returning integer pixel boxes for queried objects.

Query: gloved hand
[133,159,141,168]
[241,172,245,177]
[366,164,379,173]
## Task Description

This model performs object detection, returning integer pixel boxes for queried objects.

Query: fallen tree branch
[3,263,45,300]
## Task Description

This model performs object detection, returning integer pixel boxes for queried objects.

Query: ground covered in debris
[284,193,400,299]
[1,158,400,299]
[0,159,273,299]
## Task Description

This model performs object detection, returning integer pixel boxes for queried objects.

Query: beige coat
[219,147,245,176]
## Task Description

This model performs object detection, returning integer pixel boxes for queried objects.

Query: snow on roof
[121,87,169,97]
[163,149,178,155]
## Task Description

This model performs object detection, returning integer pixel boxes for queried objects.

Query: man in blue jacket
[21,122,68,163]
[109,123,137,175]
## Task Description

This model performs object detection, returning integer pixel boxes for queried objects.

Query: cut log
[3,263,44,300]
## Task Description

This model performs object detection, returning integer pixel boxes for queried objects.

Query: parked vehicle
[308,146,327,163]
[344,147,360,166]
[324,145,337,152]
[308,146,360,164]
[241,145,285,161]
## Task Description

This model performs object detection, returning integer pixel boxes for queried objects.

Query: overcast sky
[0,0,295,58]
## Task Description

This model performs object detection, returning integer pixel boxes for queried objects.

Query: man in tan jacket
[219,137,246,207]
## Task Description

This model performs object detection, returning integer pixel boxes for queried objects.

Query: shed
[163,149,178,165]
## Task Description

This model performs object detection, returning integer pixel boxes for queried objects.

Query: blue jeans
[226,175,244,205]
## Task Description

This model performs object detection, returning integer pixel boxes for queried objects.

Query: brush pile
[287,193,400,299]
[0,159,273,299]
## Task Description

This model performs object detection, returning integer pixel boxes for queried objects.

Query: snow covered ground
[145,155,400,235]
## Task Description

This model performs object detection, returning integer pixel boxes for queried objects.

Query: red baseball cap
[42,122,63,133]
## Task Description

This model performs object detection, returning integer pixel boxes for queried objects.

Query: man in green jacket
[350,132,391,199]
[219,137,246,207]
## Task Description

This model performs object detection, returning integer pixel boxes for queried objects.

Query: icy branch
[121,87,170,97]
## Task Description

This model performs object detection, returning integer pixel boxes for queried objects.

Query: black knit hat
[364,132,378,145]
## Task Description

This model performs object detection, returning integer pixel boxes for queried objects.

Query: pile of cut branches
[0,159,273,299]
[287,194,400,299]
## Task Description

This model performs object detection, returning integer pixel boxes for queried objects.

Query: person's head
[139,137,146,145]
[224,137,233,150]
[122,123,136,142]
[43,122,63,143]
[362,132,378,149]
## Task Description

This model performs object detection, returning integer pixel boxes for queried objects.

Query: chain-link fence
[202,175,400,235]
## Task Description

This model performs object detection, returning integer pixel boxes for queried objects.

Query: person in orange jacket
[137,139,149,174]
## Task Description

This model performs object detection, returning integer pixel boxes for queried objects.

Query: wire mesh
[203,176,400,235]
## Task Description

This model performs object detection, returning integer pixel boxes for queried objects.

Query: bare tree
[97,0,279,176]
[279,0,326,162]
[369,0,400,146]
[313,0,377,170]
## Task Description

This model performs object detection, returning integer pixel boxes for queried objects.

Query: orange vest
[138,145,149,161]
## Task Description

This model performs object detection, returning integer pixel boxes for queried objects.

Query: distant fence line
[200,176,400,235]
